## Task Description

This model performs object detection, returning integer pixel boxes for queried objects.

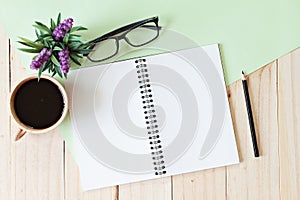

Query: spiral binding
[135,58,166,176]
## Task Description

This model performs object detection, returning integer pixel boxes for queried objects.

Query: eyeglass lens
[88,21,159,62]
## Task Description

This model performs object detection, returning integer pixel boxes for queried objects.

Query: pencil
[242,71,259,157]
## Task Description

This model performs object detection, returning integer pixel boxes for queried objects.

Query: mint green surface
[1,0,300,84]
[1,0,300,156]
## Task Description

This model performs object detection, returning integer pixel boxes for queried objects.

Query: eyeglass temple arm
[141,25,162,30]
[87,16,159,45]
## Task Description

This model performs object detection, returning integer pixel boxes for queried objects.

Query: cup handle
[15,129,27,141]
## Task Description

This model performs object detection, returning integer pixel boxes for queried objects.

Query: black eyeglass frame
[86,16,160,62]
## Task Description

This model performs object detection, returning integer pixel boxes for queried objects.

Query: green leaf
[35,38,42,42]
[77,43,92,51]
[50,18,56,30]
[70,26,88,33]
[57,13,61,25]
[33,21,51,34]
[35,21,49,28]
[69,33,81,37]
[69,39,81,43]
[46,40,54,49]
[35,34,53,43]
[43,61,50,72]
[82,42,93,47]
[51,55,60,66]
[18,41,41,50]
[19,37,34,43]
[68,35,82,42]
[38,33,52,38]
[69,34,81,39]
[43,40,50,48]
[33,25,50,34]
[70,54,81,65]
[55,65,63,78]
[52,70,57,77]
[63,33,70,44]
[37,62,47,80]
[18,37,43,50]
[38,66,43,81]
[53,46,63,51]
[18,48,41,53]
[45,36,54,41]
[68,42,82,51]
[72,52,83,58]
[63,72,68,79]
[35,29,40,37]
[76,49,93,55]
[38,63,45,78]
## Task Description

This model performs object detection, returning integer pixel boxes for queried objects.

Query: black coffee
[14,78,65,129]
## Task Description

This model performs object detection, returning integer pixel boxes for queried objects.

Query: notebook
[65,44,239,191]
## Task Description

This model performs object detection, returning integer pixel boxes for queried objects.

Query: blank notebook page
[65,44,239,191]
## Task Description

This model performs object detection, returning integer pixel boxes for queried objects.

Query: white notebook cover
[65,44,239,191]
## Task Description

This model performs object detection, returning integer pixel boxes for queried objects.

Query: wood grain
[10,42,64,200]
[0,25,11,200]
[64,146,118,200]
[1,23,300,199]
[172,168,226,200]
[119,177,171,200]
[278,48,300,199]
[226,62,280,200]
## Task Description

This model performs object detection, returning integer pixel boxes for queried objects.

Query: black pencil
[242,71,259,157]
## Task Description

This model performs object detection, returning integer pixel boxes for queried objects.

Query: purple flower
[52,18,73,41]
[58,48,70,74]
[30,48,52,70]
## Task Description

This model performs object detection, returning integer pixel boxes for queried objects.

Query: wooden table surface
[1,25,300,200]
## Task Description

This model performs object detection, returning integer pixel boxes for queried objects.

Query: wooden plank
[278,48,300,199]
[2,25,300,200]
[0,25,12,200]
[64,145,118,200]
[226,62,279,200]
[9,42,64,200]
[172,168,226,200]
[119,177,171,200]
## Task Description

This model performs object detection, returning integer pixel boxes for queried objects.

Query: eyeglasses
[86,16,160,63]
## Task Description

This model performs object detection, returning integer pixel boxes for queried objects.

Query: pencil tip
[241,70,246,80]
